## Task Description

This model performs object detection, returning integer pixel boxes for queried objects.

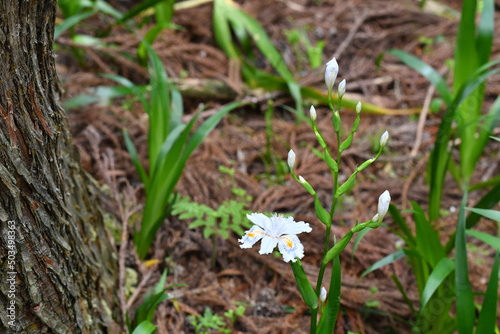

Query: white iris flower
[239,213,312,263]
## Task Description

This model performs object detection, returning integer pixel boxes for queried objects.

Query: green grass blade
[454,0,478,91]
[217,0,303,114]
[123,129,149,187]
[444,183,500,253]
[388,49,452,105]
[316,256,341,334]
[55,11,94,40]
[391,274,417,315]
[118,0,164,24]
[468,94,500,172]
[361,249,405,277]
[388,204,416,247]
[466,230,500,251]
[412,202,445,267]
[475,252,499,334]
[476,0,494,65]
[132,320,156,334]
[465,207,500,222]
[428,67,500,221]
[420,258,455,310]
[213,0,240,59]
[351,227,371,261]
[455,190,475,334]
[145,43,171,169]
[101,74,150,110]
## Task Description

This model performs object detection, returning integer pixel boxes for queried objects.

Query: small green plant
[127,270,183,334]
[223,304,246,325]
[188,308,230,334]
[260,101,288,184]
[116,44,241,259]
[171,168,253,267]
[285,27,325,70]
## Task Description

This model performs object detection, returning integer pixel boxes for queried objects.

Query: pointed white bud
[371,213,379,222]
[309,105,317,121]
[298,175,306,184]
[324,57,339,91]
[377,190,391,222]
[338,79,346,97]
[356,101,362,113]
[380,131,389,148]
[320,287,327,303]
[287,149,296,171]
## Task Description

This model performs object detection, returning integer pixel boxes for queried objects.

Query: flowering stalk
[238,57,391,334]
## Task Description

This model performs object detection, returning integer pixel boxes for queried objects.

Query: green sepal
[290,260,318,309]
[314,197,331,226]
[300,179,316,196]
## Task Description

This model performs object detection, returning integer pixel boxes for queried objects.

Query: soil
[55,0,500,333]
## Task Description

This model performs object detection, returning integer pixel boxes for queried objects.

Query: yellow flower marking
[246,231,293,248]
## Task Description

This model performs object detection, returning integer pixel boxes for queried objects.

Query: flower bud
[287,149,296,171]
[356,101,362,114]
[298,175,315,196]
[325,57,339,91]
[379,131,389,148]
[338,79,346,98]
[377,190,391,222]
[309,105,317,121]
[320,287,327,303]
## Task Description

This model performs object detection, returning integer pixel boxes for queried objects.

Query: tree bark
[0,1,121,333]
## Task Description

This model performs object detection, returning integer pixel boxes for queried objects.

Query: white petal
[259,235,279,255]
[278,235,305,262]
[238,225,265,249]
[280,216,312,235]
[246,213,272,231]
[377,190,391,220]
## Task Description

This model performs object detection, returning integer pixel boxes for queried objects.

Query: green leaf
[290,260,318,309]
[316,256,341,333]
[388,204,416,247]
[351,227,371,261]
[428,66,500,221]
[455,191,474,334]
[420,258,455,310]
[466,230,500,252]
[132,320,157,334]
[475,252,499,334]
[388,49,452,105]
[361,249,405,277]
[465,207,500,222]
[118,0,164,23]
[412,202,445,267]
[55,11,94,40]
[123,129,149,187]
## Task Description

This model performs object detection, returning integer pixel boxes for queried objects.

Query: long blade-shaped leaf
[429,67,500,221]
[466,230,500,252]
[455,190,474,334]
[412,202,445,267]
[123,129,149,187]
[316,255,341,333]
[361,249,405,277]
[389,49,452,105]
[475,252,499,334]
[476,0,494,65]
[420,258,455,310]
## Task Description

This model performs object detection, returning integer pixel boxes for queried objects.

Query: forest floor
[56,0,500,333]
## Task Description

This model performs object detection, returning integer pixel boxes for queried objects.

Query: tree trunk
[0,1,121,333]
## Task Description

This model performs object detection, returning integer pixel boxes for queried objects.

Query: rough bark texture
[0,1,121,333]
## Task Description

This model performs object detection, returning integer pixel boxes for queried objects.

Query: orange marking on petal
[281,237,293,248]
